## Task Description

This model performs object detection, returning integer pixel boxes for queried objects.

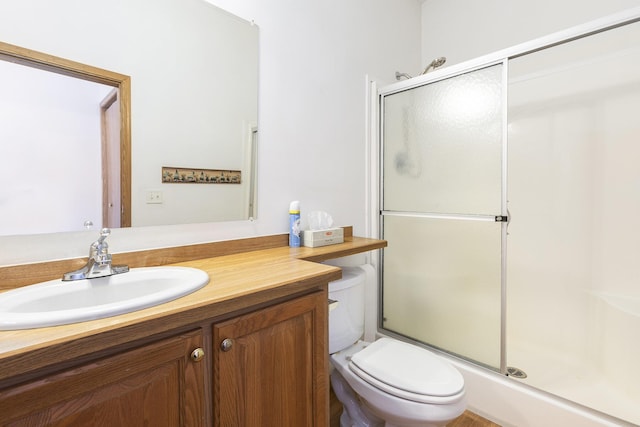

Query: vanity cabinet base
[0,330,205,426]
[213,290,329,427]
[0,290,329,426]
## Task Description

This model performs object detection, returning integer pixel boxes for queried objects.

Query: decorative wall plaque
[162,166,241,184]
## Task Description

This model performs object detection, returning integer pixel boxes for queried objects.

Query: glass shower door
[380,64,505,369]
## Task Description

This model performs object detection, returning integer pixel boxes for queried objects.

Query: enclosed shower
[378,13,640,426]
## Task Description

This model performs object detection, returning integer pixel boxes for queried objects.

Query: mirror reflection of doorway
[0,41,131,235]
[101,89,121,228]
[0,56,120,234]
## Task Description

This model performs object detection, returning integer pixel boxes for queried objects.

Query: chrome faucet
[62,228,129,281]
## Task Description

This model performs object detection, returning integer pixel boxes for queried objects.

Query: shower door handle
[495,210,511,226]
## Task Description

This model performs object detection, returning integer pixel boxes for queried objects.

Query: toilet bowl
[331,339,466,427]
[329,267,466,427]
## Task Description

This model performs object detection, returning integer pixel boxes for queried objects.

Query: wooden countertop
[0,235,386,385]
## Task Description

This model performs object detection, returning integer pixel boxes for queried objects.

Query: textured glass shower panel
[382,215,502,369]
[383,65,503,215]
[507,21,640,424]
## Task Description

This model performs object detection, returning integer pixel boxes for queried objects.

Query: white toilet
[329,267,466,427]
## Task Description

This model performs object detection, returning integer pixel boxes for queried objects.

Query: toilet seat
[349,338,464,405]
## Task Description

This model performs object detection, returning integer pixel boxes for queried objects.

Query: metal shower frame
[375,6,640,375]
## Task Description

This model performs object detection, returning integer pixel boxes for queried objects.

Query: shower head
[421,56,447,75]
[395,71,413,81]
[432,56,447,68]
[396,56,446,80]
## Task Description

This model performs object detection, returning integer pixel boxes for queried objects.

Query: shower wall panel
[507,21,640,423]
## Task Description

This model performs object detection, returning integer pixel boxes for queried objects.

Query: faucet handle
[97,228,111,244]
[90,228,111,261]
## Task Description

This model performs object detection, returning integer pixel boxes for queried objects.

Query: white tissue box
[302,228,344,247]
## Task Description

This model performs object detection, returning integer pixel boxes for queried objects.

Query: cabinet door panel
[213,291,328,427]
[0,330,205,427]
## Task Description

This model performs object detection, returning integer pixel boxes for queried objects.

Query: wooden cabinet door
[213,291,329,427]
[0,329,205,427]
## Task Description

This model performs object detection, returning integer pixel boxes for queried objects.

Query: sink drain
[506,366,527,379]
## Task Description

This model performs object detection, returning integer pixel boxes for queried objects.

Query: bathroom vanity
[0,228,386,426]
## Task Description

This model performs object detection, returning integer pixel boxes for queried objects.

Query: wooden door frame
[0,41,132,227]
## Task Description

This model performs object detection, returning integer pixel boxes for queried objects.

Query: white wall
[206,0,423,231]
[0,0,421,265]
[421,0,640,70]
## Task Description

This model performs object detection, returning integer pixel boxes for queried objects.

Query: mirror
[0,0,259,236]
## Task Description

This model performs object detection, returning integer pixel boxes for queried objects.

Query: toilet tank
[328,266,366,354]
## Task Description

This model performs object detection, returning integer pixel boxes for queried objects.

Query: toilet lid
[349,338,464,403]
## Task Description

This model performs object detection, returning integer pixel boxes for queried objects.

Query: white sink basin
[0,266,209,330]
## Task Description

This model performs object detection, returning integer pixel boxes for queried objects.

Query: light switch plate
[146,190,163,204]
